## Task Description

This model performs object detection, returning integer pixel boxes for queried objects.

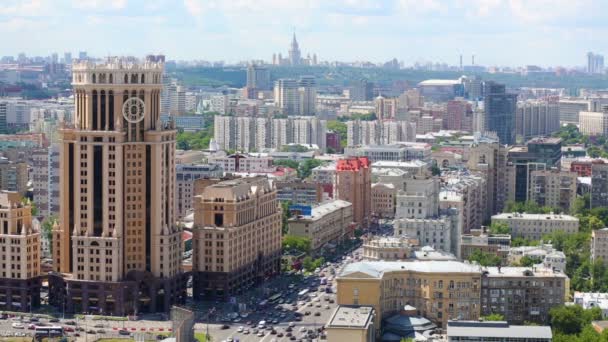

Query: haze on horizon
[1,0,607,68]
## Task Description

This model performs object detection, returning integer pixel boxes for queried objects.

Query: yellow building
[326,305,376,342]
[336,261,482,328]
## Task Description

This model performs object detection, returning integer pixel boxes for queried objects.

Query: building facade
[515,100,560,141]
[0,158,27,195]
[484,81,517,145]
[50,57,185,315]
[192,177,282,299]
[491,213,579,240]
[336,157,372,227]
[176,164,223,219]
[528,169,577,213]
[371,183,395,219]
[592,228,608,265]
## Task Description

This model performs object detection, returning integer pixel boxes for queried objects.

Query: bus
[35,326,63,337]
[268,293,282,303]
[297,289,309,299]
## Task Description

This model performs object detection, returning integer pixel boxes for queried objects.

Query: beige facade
[529,169,577,213]
[0,191,41,311]
[371,183,395,219]
[325,306,376,342]
[491,213,579,240]
[0,159,27,195]
[288,200,353,251]
[337,261,482,328]
[361,236,415,260]
[50,57,184,315]
[579,111,608,136]
[592,228,608,265]
[192,177,282,298]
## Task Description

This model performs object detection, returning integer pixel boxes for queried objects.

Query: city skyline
[2,0,608,67]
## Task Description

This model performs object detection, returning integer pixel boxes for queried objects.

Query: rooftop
[327,306,374,329]
[483,266,567,278]
[418,79,461,86]
[492,212,578,221]
[447,320,552,339]
[339,260,482,279]
[289,200,352,222]
[337,157,370,171]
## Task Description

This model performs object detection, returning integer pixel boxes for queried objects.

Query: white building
[579,111,608,136]
[394,217,452,253]
[491,212,579,240]
[574,292,608,318]
[347,120,416,147]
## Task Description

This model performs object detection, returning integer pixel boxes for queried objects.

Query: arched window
[109,74,113,84]
[92,74,96,83]
[124,74,129,84]
[131,74,138,84]
[141,74,145,84]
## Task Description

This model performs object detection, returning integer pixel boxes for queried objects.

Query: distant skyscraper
[288,33,302,65]
[78,51,87,60]
[63,52,72,64]
[350,79,374,101]
[484,81,517,145]
[298,76,316,116]
[51,56,185,315]
[245,64,271,99]
[274,79,300,115]
[0,102,6,134]
[587,52,605,74]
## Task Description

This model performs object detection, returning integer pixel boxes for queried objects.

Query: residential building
[484,81,517,145]
[515,100,560,140]
[528,169,577,212]
[481,266,568,324]
[210,94,230,115]
[287,200,354,251]
[374,96,398,120]
[31,144,61,219]
[440,171,487,233]
[574,292,608,318]
[349,79,374,101]
[325,306,376,342]
[0,158,27,195]
[336,261,482,328]
[394,217,452,253]
[192,177,282,299]
[446,320,552,342]
[491,213,579,240]
[275,179,323,205]
[246,64,271,91]
[208,153,273,173]
[347,120,416,147]
[50,57,185,315]
[274,79,299,115]
[508,244,566,272]
[371,183,395,219]
[361,236,415,261]
[580,110,608,136]
[0,191,42,312]
[592,228,608,265]
[445,99,473,131]
[588,52,605,74]
[345,142,431,162]
[176,164,223,219]
[395,173,440,220]
[298,76,317,116]
[336,157,372,227]
[418,79,464,102]
[592,162,608,208]
[460,230,511,264]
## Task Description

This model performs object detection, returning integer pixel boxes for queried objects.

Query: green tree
[550,305,602,336]
[283,235,312,254]
[41,215,57,254]
[327,120,347,148]
[430,164,441,176]
[511,237,540,247]
[518,255,541,267]
[299,159,324,179]
[273,159,300,170]
[468,250,502,267]
[482,313,505,321]
[489,222,510,234]
[281,201,293,234]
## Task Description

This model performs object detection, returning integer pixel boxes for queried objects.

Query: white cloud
[183,0,203,17]
[0,0,50,16]
[73,0,128,10]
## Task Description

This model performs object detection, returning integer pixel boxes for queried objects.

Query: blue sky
[1,0,607,67]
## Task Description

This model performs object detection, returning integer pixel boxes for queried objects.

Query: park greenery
[327,120,347,148]
[302,256,325,272]
[175,112,218,151]
[549,305,608,342]
[482,313,505,321]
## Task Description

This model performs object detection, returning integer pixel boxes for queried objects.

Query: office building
[287,200,354,251]
[192,177,282,298]
[275,179,323,205]
[336,157,372,227]
[418,79,464,102]
[446,320,552,342]
[588,52,605,74]
[579,110,608,136]
[345,142,431,162]
[491,213,579,240]
[274,79,300,115]
[528,169,577,213]
[558,98,591,124]
[176,164,223,219]
[0,191,42,312]
[298,76,317,116]
[208,153,273,173]
[336,261,482,328]
[0,102,6,134]
[484,81,517,145]
[481,266,568,324]
[50,57,185,315]
[349,79,374,101]
[591,161,608,208]
[515,100,560,140]
[592,228,608,265]
[325,306,376,342]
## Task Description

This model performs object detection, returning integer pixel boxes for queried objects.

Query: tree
[550,304,602,336]
[482,313,505,321]
[273,160,300,170]
[327,120,347,148]
[489,222,510,234]
[281,201,293,234]
[41,215,57,253]
[518,255,541,267]
[283,235,312,254]
[299,159,324,179]
[430,164,441,176]
[468,250,502,267]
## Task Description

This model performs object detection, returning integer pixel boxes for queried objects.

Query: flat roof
[419,79,461,86]
[492,212,578,221]
[339,260,481,279]
[447,320,552,339]
[327,306,374,328]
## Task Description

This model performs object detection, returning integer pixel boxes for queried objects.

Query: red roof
[182,231,193,241]
[336,157,370,171]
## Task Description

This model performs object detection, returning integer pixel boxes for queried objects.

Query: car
[286,332,292,337]
[270,329,277,335]
[289,322,295,327]
[49,318,60,323]
[325,305,331,310]
[94,324,104,328]
[63,326,75,332]
[277,332,284,337]
[299,327,307,333]
[119,330,130,336]
[304,311,311,316]
[65,321,76,325]
[29,317,39,322]
[329,299,335,304]
[220,324,230,330]
[286,326,293,332]
[27,324,36,330]
[11,323,24,329]
[253,329,259,334]
[289,336,296,340]
[295,316,302,321]
[87,330,96,334]
[257,332,265,337]
[316,303,322,308]
[156,335,165,340]
[227,338,234,342]
[243,329,250,334]
[74,333,81,337]
[96,329,105,334]
[307,302,313,307]
[314,312,321,316]
[246,320,252,326]
[237,326,244,333]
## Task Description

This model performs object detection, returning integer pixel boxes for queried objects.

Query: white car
[11,323,24,329]
[243,329,250,335]
[299,327,306,332]
[237,326,244,333]
[257,331,265,337]
[289,322,295,327]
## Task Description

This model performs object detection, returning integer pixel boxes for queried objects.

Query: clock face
[122,97,145,123]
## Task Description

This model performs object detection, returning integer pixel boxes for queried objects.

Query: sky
[1,0,608,67]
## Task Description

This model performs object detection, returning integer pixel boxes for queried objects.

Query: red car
[64,326,75,332]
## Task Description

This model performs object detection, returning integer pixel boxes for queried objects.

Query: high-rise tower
[288,33,301,66]
[50,56,185,315]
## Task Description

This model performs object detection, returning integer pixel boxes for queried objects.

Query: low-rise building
[460,231,511,264]
[481,266,568,324]
[361,236,415,261]
[287,200,354,251]
[208,153,274,173]
[275,179,323,205]
[574,292,608,318]
[509,244,566,272]
[491,213,579,240]
[446,320,552,342]
[371,183,395,219]
[325,306,376,342]
[337,261,482,328]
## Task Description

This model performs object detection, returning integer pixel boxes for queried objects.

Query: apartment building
[287,200,354,251]
[0,191,41,312]
[460,231,511,264]
[31,144,61,219]
[439,171,487,233]
[336,261,482,328]
[346,120,416,147]
[175,164,223,219]
[528,169,577,213]
[491,213,579,240]
[371,183,395,219]
[275,179,323,205]
[394,217,453,253]
[336,157,372,227]
[0,158,27,195]
[481,266,568,324]
[592,228,608,265]
[208,153,273,173]
[192,177,282,299]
